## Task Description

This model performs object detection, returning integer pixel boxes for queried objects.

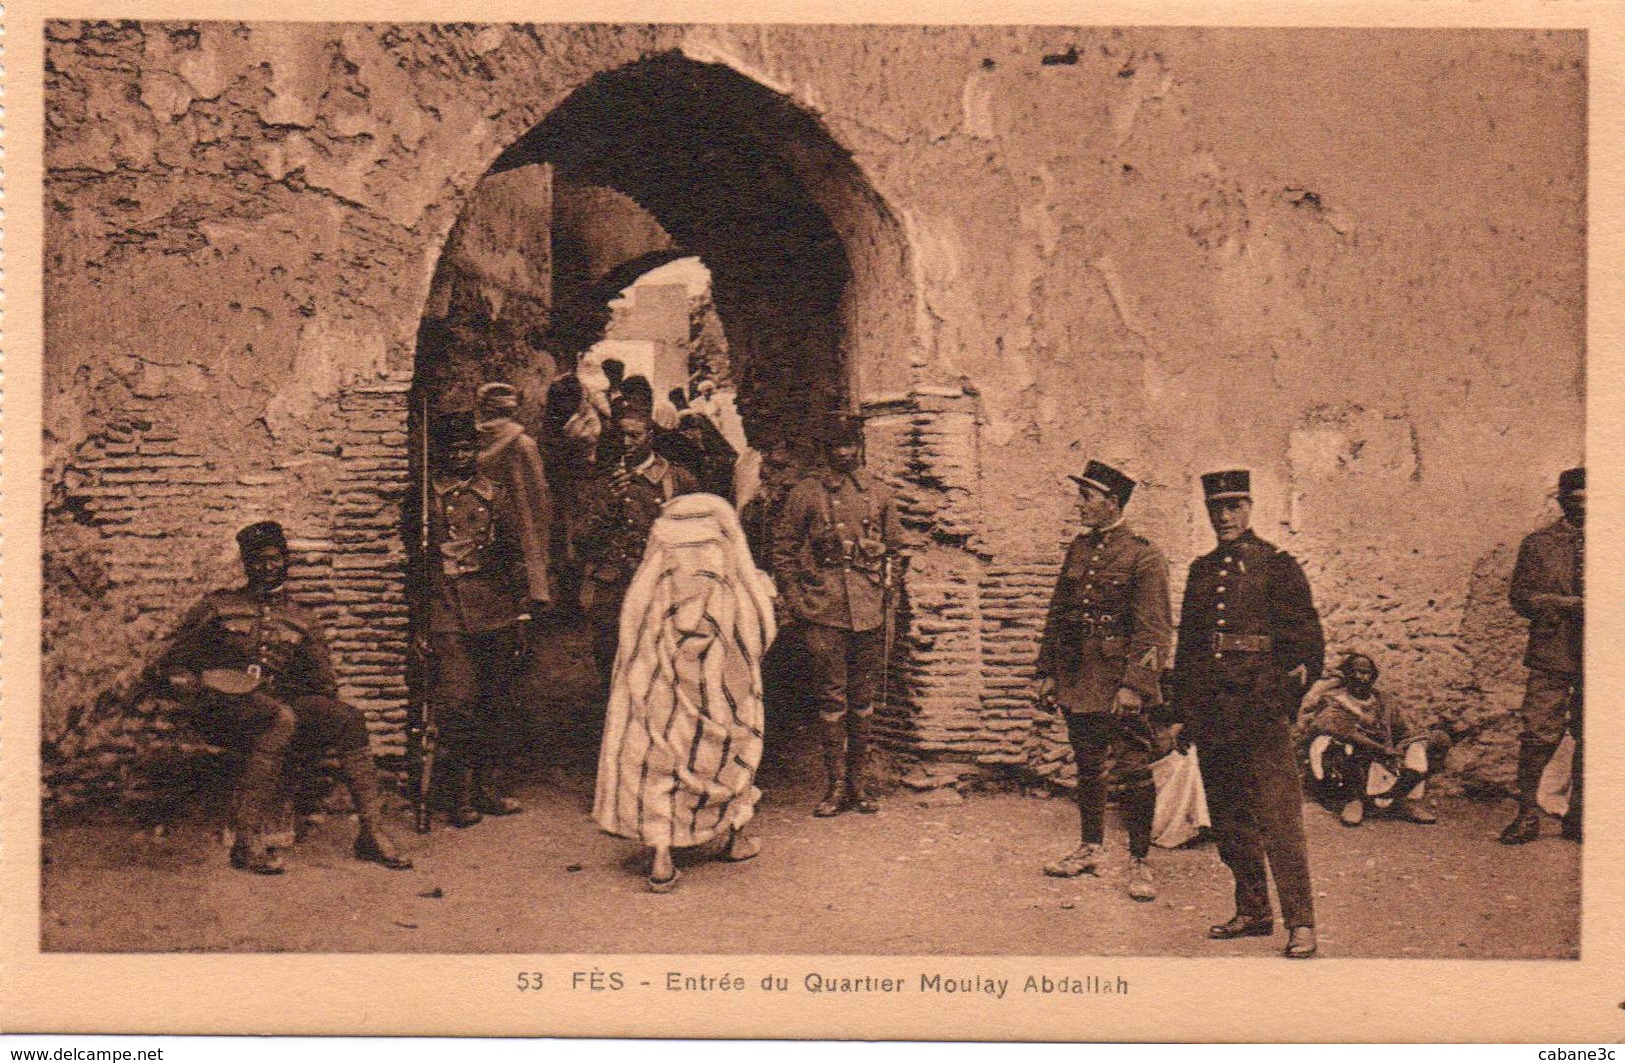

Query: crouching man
[1300,652,1445,827]
[149,520,412,875]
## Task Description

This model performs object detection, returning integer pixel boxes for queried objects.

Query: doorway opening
[409,52,915,789]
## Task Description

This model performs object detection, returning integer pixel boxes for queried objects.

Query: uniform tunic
[576,454,699,685]
[1510,519,1583,676]
[152,586,366,753]
[1510,518,1584,750]
[418,472,531,635]
[1035,521,1173,855]
[406,471,533,756]
[772,465,899,722]
[1172,529,1324,928]
[1035,523,1171,714]
[772,467,899,632]
[1172,530,1325,746]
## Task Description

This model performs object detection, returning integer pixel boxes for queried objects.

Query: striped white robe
[593,493,777,848]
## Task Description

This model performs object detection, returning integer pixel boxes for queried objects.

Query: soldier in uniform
[741,433,798,573]
[1033,461,1172,901]
[1171,470,1325,959]
[410,410,546,827]
[1501,466,1585,845]
[577,409,699,693]
[149,520,411,874]
[772,413,899,817]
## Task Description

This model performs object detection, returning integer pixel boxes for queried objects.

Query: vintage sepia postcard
[3,0,1623,1043]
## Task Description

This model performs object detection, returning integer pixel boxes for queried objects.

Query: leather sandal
[648,867,682,893]
[717,828,761,862]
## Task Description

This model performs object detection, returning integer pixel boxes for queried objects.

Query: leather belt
[1069,614,1123,640]
[1214,633,1273,653]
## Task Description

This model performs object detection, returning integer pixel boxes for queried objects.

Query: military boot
[472,762,524,817]
[229,750,287,875]
[446,760,483,829]
[845,713,879,814]
[339,749,412,870]
[1500,741,1556,845]
[814,717,848,818]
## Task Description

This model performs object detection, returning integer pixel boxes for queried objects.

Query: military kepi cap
[236,520,287,555]
[1559,466,1585,495]
[816,413,865,446]
[476,381,520,414]
[431,409,479,446]
[1069,461,1136,507]
[1201,469,1252,501]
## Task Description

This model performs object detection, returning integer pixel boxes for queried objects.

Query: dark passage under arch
[493,52,859,440]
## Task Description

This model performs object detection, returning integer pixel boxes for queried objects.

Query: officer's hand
[1111,686,1144,716]
[1033,675,1057,711]
[609,466,634,491]
[167,671,199,693]
[1169,722,1190,753]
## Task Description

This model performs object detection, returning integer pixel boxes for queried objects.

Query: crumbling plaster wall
[44,23,1582,801]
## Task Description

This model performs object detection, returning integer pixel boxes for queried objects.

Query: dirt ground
[41,623,1580,957]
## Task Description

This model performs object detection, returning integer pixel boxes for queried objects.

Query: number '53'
[517,972,545,990]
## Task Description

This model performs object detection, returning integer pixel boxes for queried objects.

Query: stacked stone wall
[44,374,413,808]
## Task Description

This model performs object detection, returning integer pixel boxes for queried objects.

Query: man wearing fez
[149,521,411,874]
[773,413,900,817]
[1171,470,1325,959]
[1501,466,1586,845]
[411,410,545,827]
[577,409,699,693]
[1033,461,1172,902]
[475,382,554,618]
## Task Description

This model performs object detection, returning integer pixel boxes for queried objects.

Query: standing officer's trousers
[1198,719,1316,929]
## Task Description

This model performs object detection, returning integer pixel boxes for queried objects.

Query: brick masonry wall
[41,24,1581,811]
[44,374,414,808]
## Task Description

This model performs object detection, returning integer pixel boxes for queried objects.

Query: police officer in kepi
[773,413,899,817]
[1171,470,1325,959]
[409,410,546,828]
[1501,466,1585,845]
[148,520,412,874]
[1034,461,1172,901]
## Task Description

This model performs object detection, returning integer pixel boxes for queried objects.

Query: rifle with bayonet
[407,387,438,833]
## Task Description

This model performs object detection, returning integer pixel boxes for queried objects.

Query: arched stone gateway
[43,25,1581,811]
[44,32,1017,807]
[405,53,1009,781]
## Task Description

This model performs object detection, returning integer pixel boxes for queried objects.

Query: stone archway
[397,51,936,775]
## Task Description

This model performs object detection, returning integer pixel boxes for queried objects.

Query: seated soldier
[147,521,412,874]
[1300,651,1445,827]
